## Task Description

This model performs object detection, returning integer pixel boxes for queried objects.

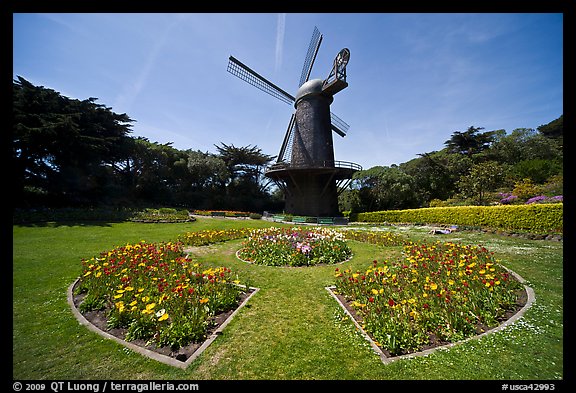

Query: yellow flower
[430,283,438,290]
[141,303,156,315]
[371,289,379,295]
[200,298,209,304]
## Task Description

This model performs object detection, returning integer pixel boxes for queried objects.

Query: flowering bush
[177,228,250,246]
[499,192,519,204]
[525,195,563,204]
[333,241,524,355]
[191,209,252,217]
[75,241,246,349]
[238,227,352,267]
[343,230,407,246]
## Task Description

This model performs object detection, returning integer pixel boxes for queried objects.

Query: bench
[318,217,334,225]
[293,216,307,223]
[210,211,226,217]
[333,217,349,225]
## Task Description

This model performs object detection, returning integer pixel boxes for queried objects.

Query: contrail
[275,13,286,74]
[115,15,185,112]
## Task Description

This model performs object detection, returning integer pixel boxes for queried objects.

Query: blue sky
[13,13,563,169]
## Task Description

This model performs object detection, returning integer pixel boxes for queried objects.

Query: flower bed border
[67,278,259,369]
[325,265,535,364]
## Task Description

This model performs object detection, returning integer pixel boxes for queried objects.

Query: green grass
[13,219,563,380]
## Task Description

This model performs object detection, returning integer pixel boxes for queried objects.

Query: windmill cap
[295,79,325,107]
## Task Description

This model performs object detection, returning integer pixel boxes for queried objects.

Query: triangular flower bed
[326,240,536,364]
[68,279,258,369]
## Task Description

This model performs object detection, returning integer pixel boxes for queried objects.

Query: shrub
[355,204,562,233]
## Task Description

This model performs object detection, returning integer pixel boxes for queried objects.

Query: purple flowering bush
[499,192,519,204]
[526,195,563,204]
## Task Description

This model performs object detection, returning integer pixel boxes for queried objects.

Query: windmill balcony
[267,160,362,172]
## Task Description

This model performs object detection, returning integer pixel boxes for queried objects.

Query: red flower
[388,298,395,307]
[369,297,375,303]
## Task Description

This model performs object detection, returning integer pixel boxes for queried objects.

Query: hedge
[353,203,563,233]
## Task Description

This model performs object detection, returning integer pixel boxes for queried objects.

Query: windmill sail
[277,114,297,163]
[330,112,349,137]
[227,56,294,105]
[299,26,323,87]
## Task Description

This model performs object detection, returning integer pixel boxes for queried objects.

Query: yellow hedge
[354,203,563,233]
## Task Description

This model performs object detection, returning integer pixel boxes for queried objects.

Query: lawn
[12,218,563,380]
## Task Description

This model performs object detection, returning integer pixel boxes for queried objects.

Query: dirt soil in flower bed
[333,287,528,358]
[72,288,254,362]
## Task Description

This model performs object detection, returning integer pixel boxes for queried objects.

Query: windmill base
[285,174,339,217]
[265,167,352,217]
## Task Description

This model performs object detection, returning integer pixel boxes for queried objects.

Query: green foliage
[512,178,544,201]
[537,115,563,139]
[512,159,562,184]
[356,203,563,233]
[444,126,497,156]
[351,165,422,211]
[457,161,506,205]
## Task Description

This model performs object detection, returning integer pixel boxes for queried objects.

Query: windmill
[227,26,361,217]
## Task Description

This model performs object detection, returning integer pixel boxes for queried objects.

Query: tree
[186,150,229,189]
[214,143,274,186]
[537,115,563,140]
[352,165,420,211]
[401,150,473,203]
[457,161,505,205]
[444,126,496,157]
[13,76,134,206]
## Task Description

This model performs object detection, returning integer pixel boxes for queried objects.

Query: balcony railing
[266,160,362,172]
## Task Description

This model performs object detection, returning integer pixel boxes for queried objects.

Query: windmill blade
[228,56,295,105]
[277,113,297,163]
[299,26,323,87]
[330,112,349,137]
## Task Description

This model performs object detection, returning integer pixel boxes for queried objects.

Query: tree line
[13,76,280,212]
[340,119,563,213]
[13,76,562,213]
